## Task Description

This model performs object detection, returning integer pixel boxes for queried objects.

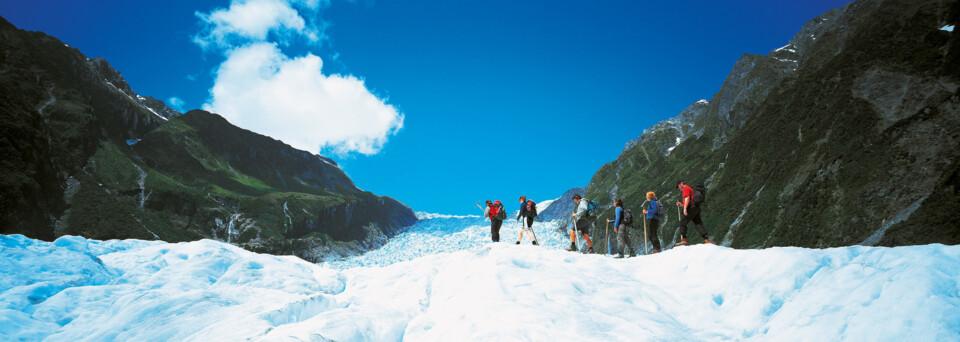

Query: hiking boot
[651,248,661,254]
[628,250,636,258]
[566,243,577,251]
[615,253,624,259]
[516,241,521,245]
[586,247,594,254]
[703,238,712,244]
[678,237,689,246]
[532,241,538,246]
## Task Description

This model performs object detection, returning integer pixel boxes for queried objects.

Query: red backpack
[491,200,505,220]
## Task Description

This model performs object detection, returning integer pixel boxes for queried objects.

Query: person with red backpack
[676,181,711,246]
[485,200,507,242]
[641,191,664,253]
[515,196,539,245]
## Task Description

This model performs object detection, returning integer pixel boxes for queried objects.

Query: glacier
[2,215,959,341]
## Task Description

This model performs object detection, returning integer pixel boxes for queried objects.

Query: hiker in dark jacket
[515,196,539,245]
[607,198,635,258]
[676,181,710,246]
[642,191,663,253]
[517,196,528,222]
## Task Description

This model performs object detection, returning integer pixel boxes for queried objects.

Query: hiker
[567,194,595,253]
[641,191,664,253]
[515,196,539,245]
[607,198,635,258]
[676,181,711,245]
[485,200,506,242]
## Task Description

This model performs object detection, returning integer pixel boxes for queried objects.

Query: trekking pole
[642,200,650,255]
[527,218,539,246]
[571,213,578,251]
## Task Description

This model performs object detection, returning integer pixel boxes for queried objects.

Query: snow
[773,44,797,53]
[942,25,955,32]
[414,212,480,220]
[2,224,960,341]
[535,198,556,213]
[103,80,168,121]
[326,215,570,268]
[666,136,683,154]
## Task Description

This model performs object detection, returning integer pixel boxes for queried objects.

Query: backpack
[693,184,706,206]
[585,200,599,218]
[622,208,633,225]
[526,200,537,218]
[652,200,666,221]
[495,203,507,221]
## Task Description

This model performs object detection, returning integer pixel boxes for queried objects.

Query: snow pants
[646,218,662,251]
[678,205,708,239]
[491,219,503,242]
[616,224,633,254]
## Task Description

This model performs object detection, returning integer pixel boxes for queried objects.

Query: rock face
[0,16,416,261]
[581,0,960,252]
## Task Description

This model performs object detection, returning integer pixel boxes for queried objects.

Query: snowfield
[2,216,959,341]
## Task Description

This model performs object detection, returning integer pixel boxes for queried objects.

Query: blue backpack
[585,200,599,218]
[651,199,666,221]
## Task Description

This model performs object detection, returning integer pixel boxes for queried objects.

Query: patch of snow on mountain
[536,198,556,212]
[941,25,954,32]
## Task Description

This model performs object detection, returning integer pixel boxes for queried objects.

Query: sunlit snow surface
[2,216,960,341]
[327,214,571,268]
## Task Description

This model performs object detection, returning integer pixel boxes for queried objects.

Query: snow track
[2,231,959,341]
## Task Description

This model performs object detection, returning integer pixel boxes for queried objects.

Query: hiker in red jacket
[486,200,506,242]
[676,181,710,246]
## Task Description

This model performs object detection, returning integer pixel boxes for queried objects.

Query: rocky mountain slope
[0,16,416,261]
[580,0,960,251]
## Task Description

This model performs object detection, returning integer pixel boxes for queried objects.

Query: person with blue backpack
[566,194,595,253]
[642,191,664,254]
[607,198,635,258]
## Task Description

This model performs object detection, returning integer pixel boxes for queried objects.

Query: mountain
[579,0,960,252]
[0,16,416,261]
[4,233,958,340]
[535,186,585,222]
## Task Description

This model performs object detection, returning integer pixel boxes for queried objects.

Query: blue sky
[2,0,852,215]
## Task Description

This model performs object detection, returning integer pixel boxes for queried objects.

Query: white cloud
[203,43,403,155]
[193,0,327,50]
[194,0,404,156]
[167,96,186,112]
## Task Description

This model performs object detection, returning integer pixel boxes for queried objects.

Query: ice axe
[605,218,611,255]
